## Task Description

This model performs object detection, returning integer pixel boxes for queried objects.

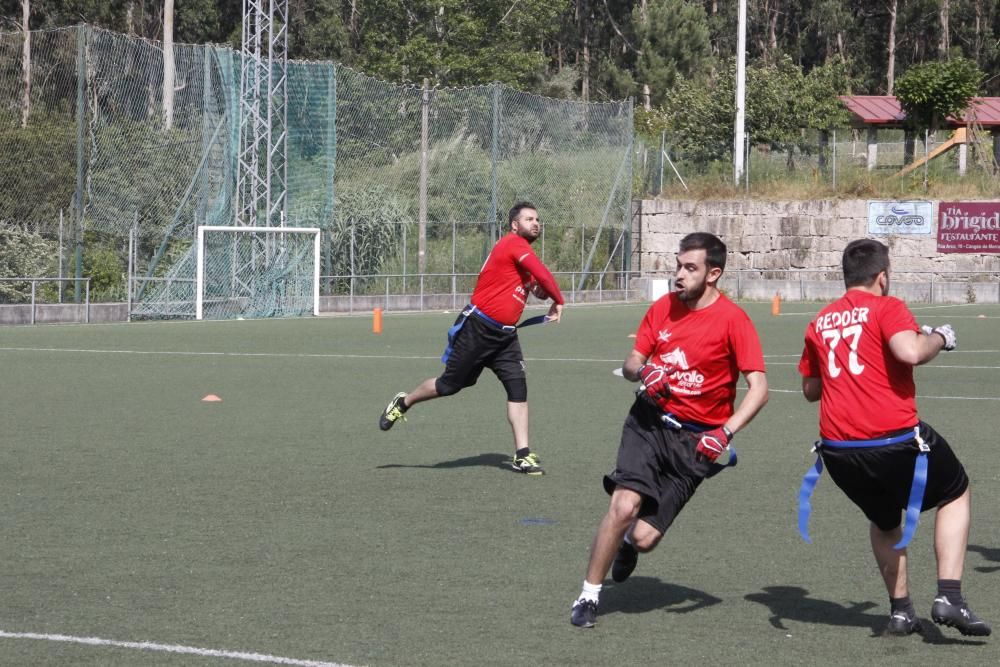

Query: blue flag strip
[797,426,927,549]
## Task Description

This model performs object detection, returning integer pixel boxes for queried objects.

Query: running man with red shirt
[798,238,990,637]
[379,202,564,475]
[571,232,769,628]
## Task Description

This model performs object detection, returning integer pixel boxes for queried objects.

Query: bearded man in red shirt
[797,238,990,637]
[379,202,564,475]
[571,232,769,628]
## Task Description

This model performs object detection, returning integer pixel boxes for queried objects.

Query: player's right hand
[921,323,957,351]
[638,364,671,401]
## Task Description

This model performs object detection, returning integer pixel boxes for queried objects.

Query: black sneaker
[885,609,921,636]
[571,598,598,628]
[611,541,638,582]
[510,452,544,475]
[931,596,992,637]
[379,392,407,431]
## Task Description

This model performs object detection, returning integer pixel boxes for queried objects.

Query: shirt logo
[657,328,672,342]
[660,346,688,369]
[658,346,705,393]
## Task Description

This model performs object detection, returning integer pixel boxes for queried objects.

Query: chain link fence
[635,127,1000,197]
[0,25,633,319]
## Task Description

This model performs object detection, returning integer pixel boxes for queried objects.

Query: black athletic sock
[937,579,963,604]
[890,596,915,616]
[397,396,409,412]
[515,447,531,459]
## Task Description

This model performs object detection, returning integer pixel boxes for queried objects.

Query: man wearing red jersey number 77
[797,238,990,638]
[571,232,769,628]
[378,202,564,476]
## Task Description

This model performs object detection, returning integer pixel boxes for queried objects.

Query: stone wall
[635,199,1000,277]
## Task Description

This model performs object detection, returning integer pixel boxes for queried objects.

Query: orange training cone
[201,394,222,402]
[373,307,383,334]
[771,293,782,316]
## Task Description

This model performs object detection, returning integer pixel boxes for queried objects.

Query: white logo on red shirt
[658,346,705,393]
[659,346,688,369]
[657,328,672,342]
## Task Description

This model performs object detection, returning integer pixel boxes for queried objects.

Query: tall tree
[633,0,712,107]
[20,0,30,127]
[162,0,174,130]
[895,56,983,131]
[939,0,950,56]
[887,0,898,93]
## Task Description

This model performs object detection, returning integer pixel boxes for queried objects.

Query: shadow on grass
[968,544,1000,573]
[599,576,722,616]
[377,452,510,471]
[744,586,988,645]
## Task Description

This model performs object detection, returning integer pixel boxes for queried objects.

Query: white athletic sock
[578,580,602,604]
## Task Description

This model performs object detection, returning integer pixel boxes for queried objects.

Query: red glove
[638,364,672,403]
[696,427,732,463]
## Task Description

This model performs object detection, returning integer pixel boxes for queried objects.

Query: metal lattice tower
[237,0,288,227]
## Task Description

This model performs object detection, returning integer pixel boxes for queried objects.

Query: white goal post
[195,225,321,321]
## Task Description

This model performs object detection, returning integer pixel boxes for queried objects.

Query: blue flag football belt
[658,412,738,478]
[797,425,929,550]
[441,304,550,363]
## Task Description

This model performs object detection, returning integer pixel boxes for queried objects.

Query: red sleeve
[633,299,662,358]
[879,297,919,340]
[518,253,565,305]
[730,309,766,372]
[798,334,819,377]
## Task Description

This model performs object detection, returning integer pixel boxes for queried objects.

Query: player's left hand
[696,427,732,463]
[546,302,562,323]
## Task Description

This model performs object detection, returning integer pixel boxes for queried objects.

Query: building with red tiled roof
[838,95,1000,174]
[839,95,1000,127]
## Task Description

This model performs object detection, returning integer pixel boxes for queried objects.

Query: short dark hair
[508,201,537,227]
[842,238,889,288]
[679,232,727,271]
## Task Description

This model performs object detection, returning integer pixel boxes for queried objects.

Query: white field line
[2,346,1000,371]
[0,630,357,667]
[3,346,998,398]
[765,360,1000,370]
[765,351,1000,357]
[0,346,439,361]
[764,387,1000,401]
[0,346,633,363]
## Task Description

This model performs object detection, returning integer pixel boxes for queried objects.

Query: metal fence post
[31,280,36,325]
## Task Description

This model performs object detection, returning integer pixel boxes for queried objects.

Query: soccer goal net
[196,226,320,320]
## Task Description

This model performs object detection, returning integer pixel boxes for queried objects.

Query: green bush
[0,225,59,302]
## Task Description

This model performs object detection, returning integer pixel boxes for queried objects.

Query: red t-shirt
[798,290,919,440]
[634,292,766,425]
[470,233,563,325]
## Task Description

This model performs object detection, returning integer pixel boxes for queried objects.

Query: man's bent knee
[434,378,463,397]
[608,488,642,524]
[502,377,527,402]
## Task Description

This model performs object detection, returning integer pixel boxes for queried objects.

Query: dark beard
[677,281,705,302]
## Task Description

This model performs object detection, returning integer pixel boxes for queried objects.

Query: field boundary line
[767,388,1000,401]
[0,630,358,667]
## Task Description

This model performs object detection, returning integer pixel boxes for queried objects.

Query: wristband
[722,426,734,441]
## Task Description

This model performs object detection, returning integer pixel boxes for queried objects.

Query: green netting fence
[0,25,634,319]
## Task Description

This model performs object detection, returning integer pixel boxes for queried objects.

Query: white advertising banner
[867,200,934,235]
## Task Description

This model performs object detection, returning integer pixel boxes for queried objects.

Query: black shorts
[602,398,715,534]
[820,421,969,531]
[436,313,525,395]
